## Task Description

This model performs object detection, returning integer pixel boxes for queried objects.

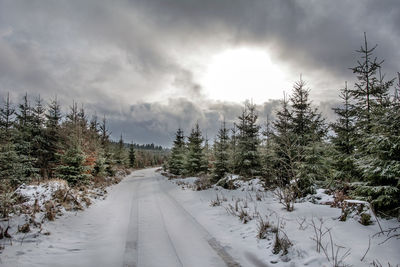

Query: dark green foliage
[289,78,327,195]
[260,116,275,185]
[349,33,393,124]
[99,115,110,148]
[92,152,106,177]
[289,79,326,146]
[236,103,261,178]
[0,93,15,137]
[330,83,359,182]
[57,141,90,185]
[346,34,399,214]
[353,101,400,214]
[44,97,62,178]
[229,124,239,174]
[272,96,297,186]
[31,96,50,178]
[104,148,115,177]
[114,134,126,165]
[14,94,38,181]
[0,93,167,190]
[212,121,230,183]
[184,123,207,176]
[129,142,136,168]
[0,142,29,186]
[168,128,186,175]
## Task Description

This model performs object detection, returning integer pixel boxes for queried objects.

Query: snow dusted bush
[194,176,212,191]
[256,216,271,239]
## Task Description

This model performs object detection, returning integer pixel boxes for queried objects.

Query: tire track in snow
[155,193,184,267]
[122,178,141,267]
[157,177,241,267]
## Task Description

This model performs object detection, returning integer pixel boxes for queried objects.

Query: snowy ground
[1,168,399,266]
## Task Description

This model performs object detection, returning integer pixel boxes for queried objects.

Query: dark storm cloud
[105,98,335,147]
[133,0,399,78]
[107,98,283,147]
[0,0,398,144]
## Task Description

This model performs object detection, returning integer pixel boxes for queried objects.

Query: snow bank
[165,175,400,266]
[15,179,69,207]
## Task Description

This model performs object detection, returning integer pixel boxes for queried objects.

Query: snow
[1,169,399,267]
[168,174,400,266]
[15,179,69,207]
[345,199,369,205]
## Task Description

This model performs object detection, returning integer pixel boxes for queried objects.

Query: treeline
[167,34,400,215]
[0,96,167,192]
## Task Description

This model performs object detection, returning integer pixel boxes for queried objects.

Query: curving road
[1,168,240,267]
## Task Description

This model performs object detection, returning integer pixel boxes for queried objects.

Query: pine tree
[272,95,298,186]
[99,115,110,148]
[229,124,239,174]
[0,94,27,187]
[31,96,48,178]
[212,121,230,182]
[57,140,90,185]
[44,97,62,178]
[92,152,106,177]
[290,78,326,146]
[330,82,359,183]
[260,116,276,185]
[115,134,126,165]
[236,103,261,178]
[354,97,400,214]
[168,128,186,175]
[90,113,99,133]
[289,78,327,195]
[0,142,28,187]
[184,123,207,176]
[348,34,397,213]
[203,133,211,174]
[98,116,114,176]
[349,32,394,134]
[0,93,15,138]
[66,101,79,127]
[14,94,38,181]
[129,142,136,168]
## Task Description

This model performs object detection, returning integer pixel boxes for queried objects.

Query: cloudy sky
[0,0,399,146]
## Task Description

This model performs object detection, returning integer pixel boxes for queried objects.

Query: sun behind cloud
[201,47,291,103]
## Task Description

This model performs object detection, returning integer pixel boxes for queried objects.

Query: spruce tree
[212,121,230,182]
[229,124,239,174]
[14,94,38,181]
[289,78,327,195]
[44,97,62,178]
[168,128,186,175]
[260,116,276,185]
[349,34,397,213]
[290,78,326,146]
[236,103,261,178]
[350,33,393,125]
[330,82,359,183]
[31,96,48,178]
[0,142,27,187]
[99,116,115,176]
[272,96,298,186]
[0,93,15,137]
[57,139,90,185]
[0,94,26,187]
[129,142,136,168]
[184,123,207,176]
[354,97,400,214]
[115,134,126,165]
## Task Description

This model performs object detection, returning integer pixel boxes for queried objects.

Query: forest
[0,96,168,216]
[166,34,400,217]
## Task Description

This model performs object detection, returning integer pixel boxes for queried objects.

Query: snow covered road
[0,168,240,267]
